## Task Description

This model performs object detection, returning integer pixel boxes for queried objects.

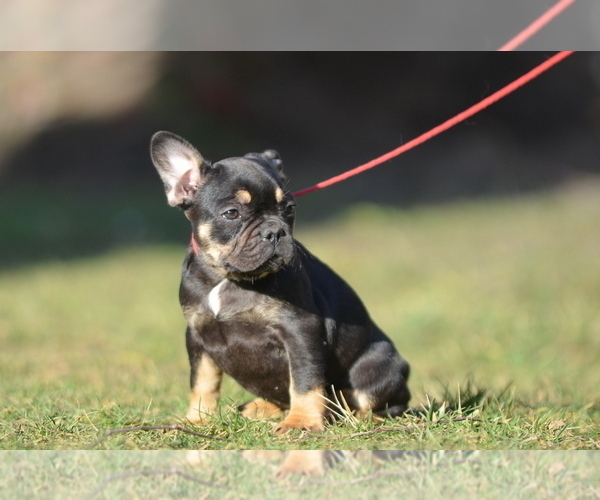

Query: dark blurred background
[3,0,600,50]
[1,52,599,267]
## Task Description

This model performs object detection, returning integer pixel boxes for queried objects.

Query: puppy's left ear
[150,131,206,207]
[260,150,283,173]
[245,150,286,182]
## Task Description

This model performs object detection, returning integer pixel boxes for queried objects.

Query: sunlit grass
[1,450,598,499]
[1,182,599,450]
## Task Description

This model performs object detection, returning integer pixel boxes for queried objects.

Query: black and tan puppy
[150,131,410,434]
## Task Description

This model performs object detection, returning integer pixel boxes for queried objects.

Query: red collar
[190,233,200,256]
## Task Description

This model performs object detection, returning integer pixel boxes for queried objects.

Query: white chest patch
[207,280,227,316]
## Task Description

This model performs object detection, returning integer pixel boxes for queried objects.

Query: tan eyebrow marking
[275,187,285,203]
[235,189,252,204]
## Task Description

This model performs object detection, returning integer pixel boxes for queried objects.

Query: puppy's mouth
[200,218,295,280]
[225,254,287,281]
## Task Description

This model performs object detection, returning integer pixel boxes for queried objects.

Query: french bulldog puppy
[150,131,410,434]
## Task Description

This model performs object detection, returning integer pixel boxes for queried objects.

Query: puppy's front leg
[185,327,223,423]
[274,323,327,434]
[274,385,326,434]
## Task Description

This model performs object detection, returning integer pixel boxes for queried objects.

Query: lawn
[1,450,598,499]
[1,181,598,452]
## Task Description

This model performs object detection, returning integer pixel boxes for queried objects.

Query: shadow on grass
[0,186,358,271]
[0,184,188,270]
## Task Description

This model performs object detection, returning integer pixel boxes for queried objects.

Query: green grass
[1,182,599,451]
[1,450,598,499]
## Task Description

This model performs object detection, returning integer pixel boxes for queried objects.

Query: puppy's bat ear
[245,149,286,182]
[260,149,283,173]
[150,131,206,208]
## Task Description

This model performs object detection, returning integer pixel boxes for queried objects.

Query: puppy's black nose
[261,226,286,245]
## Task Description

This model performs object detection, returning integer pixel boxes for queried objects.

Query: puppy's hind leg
[347,338,411,418]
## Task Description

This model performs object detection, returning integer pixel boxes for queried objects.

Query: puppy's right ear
[150,131,205,208]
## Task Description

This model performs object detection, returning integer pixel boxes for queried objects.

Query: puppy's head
[150,131,296,280]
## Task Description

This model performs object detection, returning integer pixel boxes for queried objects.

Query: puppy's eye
[284,204,296,216]
[222,209,240,220]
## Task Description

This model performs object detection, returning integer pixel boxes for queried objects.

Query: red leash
[498,0,577,51]
[191,52,575,252]
[293,51,575,198]
[191,4,578,250]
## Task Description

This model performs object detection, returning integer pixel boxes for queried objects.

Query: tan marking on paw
[273,388,326,434]
[186,353,222,423]
[240,398,285,420]
[337,388,376,417]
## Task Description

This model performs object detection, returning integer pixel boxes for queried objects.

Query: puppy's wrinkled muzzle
[220,219,294,279]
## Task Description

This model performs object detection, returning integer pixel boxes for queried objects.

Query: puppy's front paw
[186,415,210,425]
[274,388,326,434]
[185,407,213,425]
[275,451,325,479]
